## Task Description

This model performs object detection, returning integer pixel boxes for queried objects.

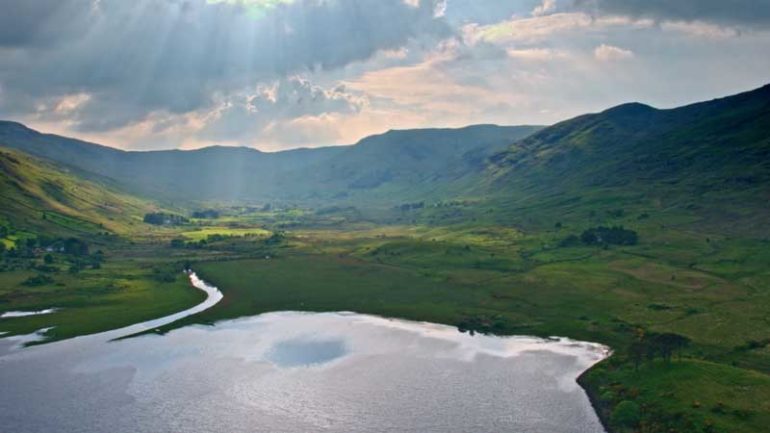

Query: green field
[139,218,770,433]
[180,226,271,241]
[0,259,205,342]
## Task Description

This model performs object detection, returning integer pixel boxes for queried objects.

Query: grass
[146,218,770,433]
[1,195,767,432]
[0,147,160,237]
[0,259,205,342]
[582,359,770,433]
[180,226,270,241]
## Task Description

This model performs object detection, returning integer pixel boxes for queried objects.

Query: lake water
[0,310,608,433]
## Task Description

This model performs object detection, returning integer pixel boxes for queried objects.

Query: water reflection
[0,312,609,433]
[267,337,348,367]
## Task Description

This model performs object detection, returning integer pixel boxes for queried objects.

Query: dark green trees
[143,213,189,226]
[580,226,638,246]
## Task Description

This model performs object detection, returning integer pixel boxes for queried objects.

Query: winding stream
[0,273,608,433]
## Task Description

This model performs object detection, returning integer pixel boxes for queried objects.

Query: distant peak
[602,102,656,117]
[0,120,35,131]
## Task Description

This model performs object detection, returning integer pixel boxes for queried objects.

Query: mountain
[0,147,158,236]
[484,84,770,234]
[0,122,542,205]
[2,83,768,227]
[292,125,544,203]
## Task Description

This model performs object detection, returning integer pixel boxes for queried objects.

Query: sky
[0,0,769,151]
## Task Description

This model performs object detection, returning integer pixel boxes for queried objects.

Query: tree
[628,340,647,371]
[143,212,189,226]
[654,333,691,363]
[43,254,54,264]
[580,226,638,246]
[63,238,89,256]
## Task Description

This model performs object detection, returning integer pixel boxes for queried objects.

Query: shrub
[559,234,581,247]
[63,238,89,256]
[611,400,641,428]
[581,226,638,246]
[143,212,189,226]
[22,274,55,287]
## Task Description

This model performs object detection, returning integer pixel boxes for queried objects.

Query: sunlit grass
[180,226,271,241]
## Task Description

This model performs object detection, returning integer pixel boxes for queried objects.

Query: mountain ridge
[0,122,544,204]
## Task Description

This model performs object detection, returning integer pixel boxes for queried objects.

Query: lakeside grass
[0,259,205,342]
[153,221,769,433]
[1,205,768,433]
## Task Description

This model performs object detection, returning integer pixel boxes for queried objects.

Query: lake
[0,309,608,433]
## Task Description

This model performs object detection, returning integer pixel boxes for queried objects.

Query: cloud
[533,0,558,17]
[465,12,645,44]
[594,43,634,61]
[574,0,770,28]
[0,0,450,133]
[200,77,367,141]
[0,0,95,48]
[3,0,770,151]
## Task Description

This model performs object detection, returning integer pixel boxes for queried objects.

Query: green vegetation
[0,148,156,236]
[0,259,205,342]
[143,212,189,226]
[179,226,270,241]
[1,84,769,432]
[156,219,769,433]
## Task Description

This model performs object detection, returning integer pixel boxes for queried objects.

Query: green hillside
[482,84,770,235]
[0,147,156,238]
[1,84,769,433]
[0,122,542,204]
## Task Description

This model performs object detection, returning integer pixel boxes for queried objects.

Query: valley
[1,84,769,433]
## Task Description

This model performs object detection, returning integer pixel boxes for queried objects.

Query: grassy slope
[481,85,770,237]
[0,148,208,341]
[0,121,542,204]
[0,146,154,236]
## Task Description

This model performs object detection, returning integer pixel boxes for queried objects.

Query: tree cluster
[191,209,220,219]
[580,226,638,246]
[143,212,189,226]
[628,331,691,370]
[396,202,425,212]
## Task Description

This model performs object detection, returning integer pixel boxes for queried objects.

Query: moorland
[1,84,769,433]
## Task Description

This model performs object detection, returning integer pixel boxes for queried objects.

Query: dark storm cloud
[575,0,770,27]
[0,0,94,47]
[0,0,450,131]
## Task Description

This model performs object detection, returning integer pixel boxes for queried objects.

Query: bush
[143,212,189,226]
[22,274,54,287]
[191,209,220,219]
[581,226,638,246]
[559,234,581,247]
[611,400,641,428]
[63,238,89,256]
